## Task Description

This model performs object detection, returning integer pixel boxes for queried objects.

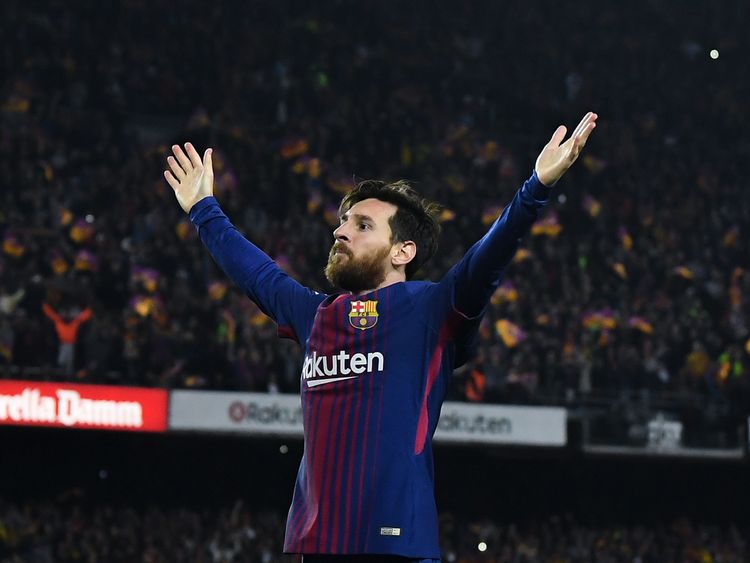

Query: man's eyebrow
[340,212,376,223]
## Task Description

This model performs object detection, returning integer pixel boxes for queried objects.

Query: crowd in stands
[0,498,746,562]
[1,0,749,420]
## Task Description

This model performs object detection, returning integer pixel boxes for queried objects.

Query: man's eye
[358,223,371,230]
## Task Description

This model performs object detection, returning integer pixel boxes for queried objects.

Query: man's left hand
[535,112,598,186]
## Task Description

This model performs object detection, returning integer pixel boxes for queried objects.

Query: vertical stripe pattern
[284,283,453,558]
[414,310,462,455]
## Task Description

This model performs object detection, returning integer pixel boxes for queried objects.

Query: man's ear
[392,241,416,268]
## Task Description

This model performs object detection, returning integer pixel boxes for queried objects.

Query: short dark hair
[339,180,441,279]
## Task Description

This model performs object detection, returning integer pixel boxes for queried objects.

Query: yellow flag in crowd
[439,208,456,222]
[673,266,694,280]
[531,213,561,237]
[495,319,527,348]
[51,253,69,276]
[132,267,159,293]
[582,195,601,218]
[69,219,94,244]
[618,227,633,251]
[582,310,617,331]
[176,219,192,241]
[513,248,533,263]
[481,204,504,226]
[628,316,654,334]
[59,208,74,227]
[2,235,25,258]
[612,262,627,279]
[74,250,98,272]
[208,281,228,301]
[130,295,156,317]
[491,281,519,305]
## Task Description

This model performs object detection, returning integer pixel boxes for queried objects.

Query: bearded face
[324,241,392,293]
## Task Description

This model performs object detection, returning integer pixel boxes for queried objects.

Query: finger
[164,170,179,191]
[574,122,597,148]
[570,122,597,160]
[203,148,213,175]
[172,144,193,173]
[547,125,567,149]
[166,156,186,179]
[581,111,599,135]
[571,112,593,139]
[185,142,203,169]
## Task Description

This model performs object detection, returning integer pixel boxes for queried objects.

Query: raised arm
[164,143,324,341]
[452,112,597,317]
[74,307,92,326]
[42,302,62,325]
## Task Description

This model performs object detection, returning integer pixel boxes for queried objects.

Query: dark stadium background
[2,0,750,560]
[4,426,750,523]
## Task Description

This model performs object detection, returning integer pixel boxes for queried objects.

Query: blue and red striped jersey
[190,172,551,558]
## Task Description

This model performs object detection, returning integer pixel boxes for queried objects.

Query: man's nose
[333,224,350,242]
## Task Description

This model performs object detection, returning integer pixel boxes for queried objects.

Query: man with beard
[165,112,597,562]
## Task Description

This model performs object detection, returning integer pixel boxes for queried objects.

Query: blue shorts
[302,556,440,563]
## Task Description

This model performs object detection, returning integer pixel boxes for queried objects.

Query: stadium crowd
[1,0,749,420]
[0,498,746,563]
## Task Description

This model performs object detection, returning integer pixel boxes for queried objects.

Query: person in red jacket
[42,303,92,373]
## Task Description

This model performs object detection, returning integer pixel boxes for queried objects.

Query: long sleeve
[189,197,325,342]
[42,303,62,325]
[74,308,92,326]
[450,171,551,318]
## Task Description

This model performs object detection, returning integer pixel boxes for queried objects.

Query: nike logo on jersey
[306,376,358,388]
[302,350,384,388]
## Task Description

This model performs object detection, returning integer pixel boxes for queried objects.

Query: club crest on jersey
[348,300,378,330]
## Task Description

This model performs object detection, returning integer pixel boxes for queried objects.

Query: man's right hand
[164,143,214,213]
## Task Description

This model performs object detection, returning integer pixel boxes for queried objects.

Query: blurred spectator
[41,302,91,373]
[0,498,746,562]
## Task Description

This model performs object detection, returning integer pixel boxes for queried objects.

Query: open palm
[164,143,215,213]
[535,112,597,186]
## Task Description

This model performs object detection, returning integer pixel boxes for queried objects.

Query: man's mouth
[332,245,351,257]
